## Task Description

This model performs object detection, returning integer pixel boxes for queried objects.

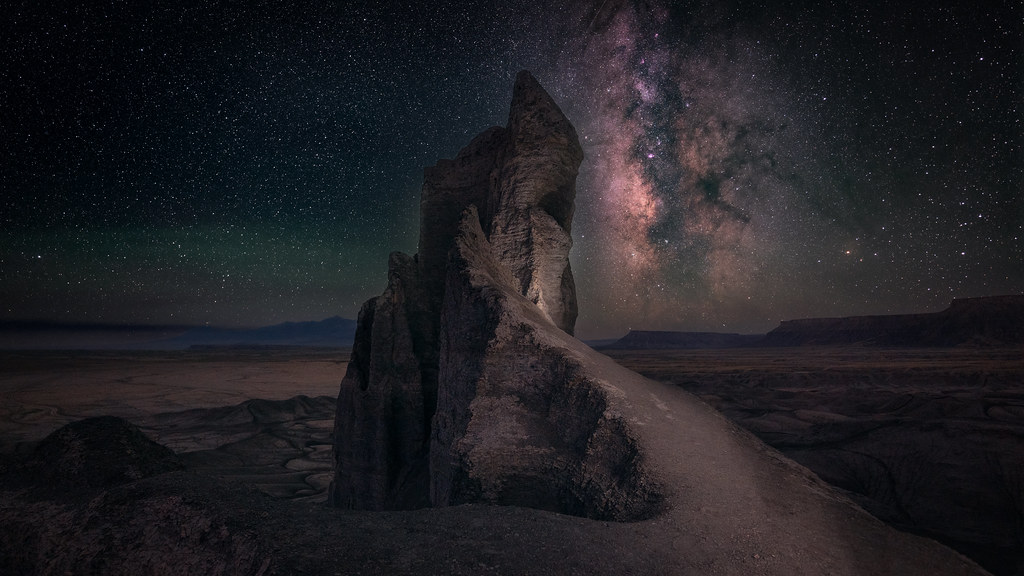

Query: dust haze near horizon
[2,0,1021,339]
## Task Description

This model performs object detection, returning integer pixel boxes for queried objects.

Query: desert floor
[0,348,347,501]
[1,345,1021,574]
[604,345,1024,576]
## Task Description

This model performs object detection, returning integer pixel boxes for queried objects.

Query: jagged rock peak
[506,70,583,192]
[488,71,582,334]
[418,72,583,336]
[331,71,584,511]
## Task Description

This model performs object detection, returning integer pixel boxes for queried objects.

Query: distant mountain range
[602,295,1024,349]
[159,316,357,349]
[599,331,762,350]
[4,295,1021,350]
[0,316,357,350]
[759,295,1024,347]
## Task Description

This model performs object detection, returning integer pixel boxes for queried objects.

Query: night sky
[2,0,1021,339]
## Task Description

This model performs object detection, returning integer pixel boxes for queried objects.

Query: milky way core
[534,0,1020,337]
[550,2,811,335]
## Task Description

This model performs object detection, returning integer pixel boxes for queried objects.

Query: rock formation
[429,207,662,519]
[331,70,589,512]
[326,71,992,574]
[26,415,182,490]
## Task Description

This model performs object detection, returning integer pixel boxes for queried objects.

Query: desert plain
[1,344,1021,575]
[604,345,1024,575]
[0,348,345,502]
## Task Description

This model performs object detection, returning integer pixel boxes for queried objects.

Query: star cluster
[1,0,1020,338]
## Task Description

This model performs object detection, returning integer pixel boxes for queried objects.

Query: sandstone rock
[331,252,433,509]
[418,126,505,311]
[430,207,662,520]
[331,70,583,510]
[487,71,582,334]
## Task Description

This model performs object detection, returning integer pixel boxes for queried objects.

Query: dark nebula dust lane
[1,0,1020,338]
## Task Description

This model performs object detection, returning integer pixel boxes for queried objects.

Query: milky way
[1,0,1020,339]
[536,0,1022,336]
[557,2,804,334]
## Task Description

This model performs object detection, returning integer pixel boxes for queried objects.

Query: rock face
[429,208,662,519]
[331,71,587,511]
[332,253,434,509]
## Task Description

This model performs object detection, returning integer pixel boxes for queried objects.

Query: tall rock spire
[489,70,582,334]
[331,71,584,510]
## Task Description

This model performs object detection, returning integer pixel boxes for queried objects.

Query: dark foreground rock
[1,396,994,575]
[21,415,183,490]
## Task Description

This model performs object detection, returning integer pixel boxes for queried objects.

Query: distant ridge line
[602,295,1024,349]
[761,295,1024,347]
[0,316,357,350]
[600,331,763,350]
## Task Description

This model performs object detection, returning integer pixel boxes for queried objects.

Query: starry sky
[2,0,1021,339]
